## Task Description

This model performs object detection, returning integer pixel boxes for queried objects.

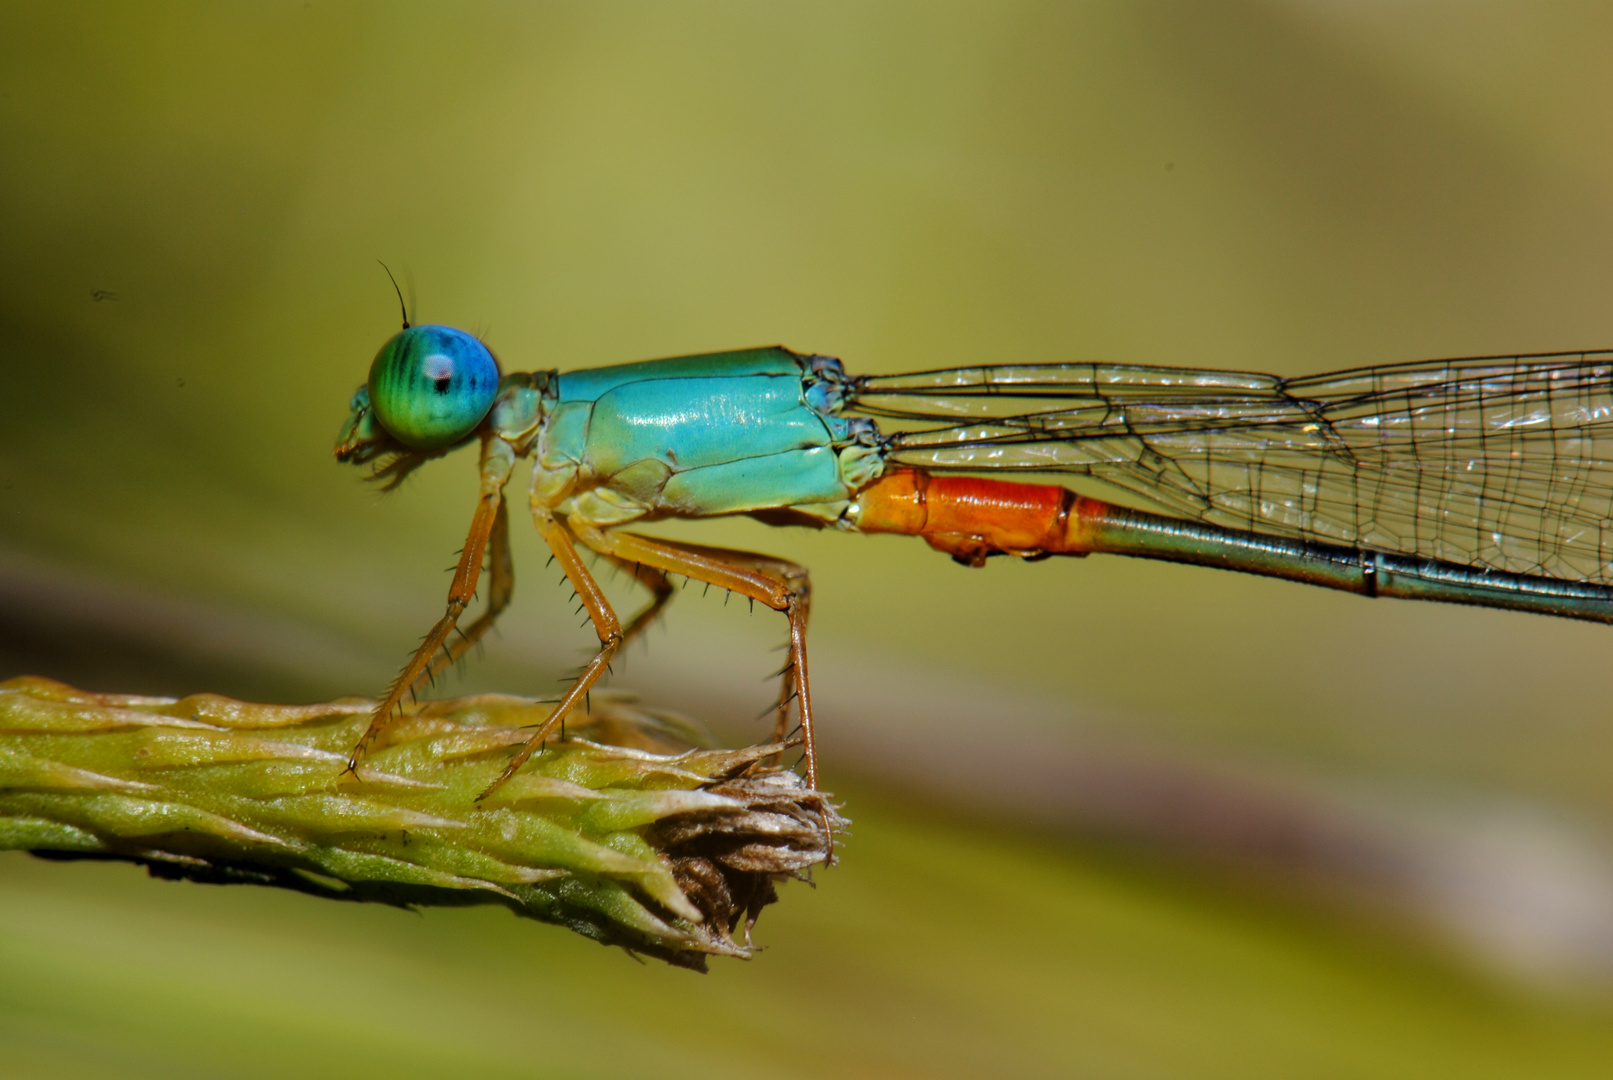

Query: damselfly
[336,316,1613,795]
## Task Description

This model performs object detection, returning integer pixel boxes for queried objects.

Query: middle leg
[597,554,676,652]
[475,502,624,800]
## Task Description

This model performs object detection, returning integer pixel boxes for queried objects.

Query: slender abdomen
[849,469,1613,624]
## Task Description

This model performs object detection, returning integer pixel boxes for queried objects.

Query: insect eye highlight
[368,326,501,449]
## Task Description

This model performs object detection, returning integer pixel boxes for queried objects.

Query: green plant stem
[0,677,843,970]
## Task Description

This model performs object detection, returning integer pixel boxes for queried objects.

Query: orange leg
[348,437,516,769]
[422,507,668,692]
[573,526,817,787]
[421,494,514,685]
[598,554,676,653]
[474,499,626,799]
[575,531,832,855]
[477,521,819,798]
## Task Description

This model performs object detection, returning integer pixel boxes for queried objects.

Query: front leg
[421,494,515,685]
[348,435,515,770]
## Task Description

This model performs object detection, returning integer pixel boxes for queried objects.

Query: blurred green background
[6,2,1613,1076]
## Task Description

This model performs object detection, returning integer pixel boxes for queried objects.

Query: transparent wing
[849,350,1613,583]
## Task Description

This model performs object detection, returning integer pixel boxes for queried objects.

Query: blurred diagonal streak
[0,545,390,702]
[6,545,1613,982]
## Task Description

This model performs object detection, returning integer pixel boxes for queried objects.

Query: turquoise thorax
[537,348,883,523]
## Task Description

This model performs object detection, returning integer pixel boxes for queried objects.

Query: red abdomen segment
[850,470,1097,566]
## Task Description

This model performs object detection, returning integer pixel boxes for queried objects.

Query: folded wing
[850,351,1613,584]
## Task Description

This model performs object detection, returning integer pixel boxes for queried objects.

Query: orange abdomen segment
[851,469,1099,566]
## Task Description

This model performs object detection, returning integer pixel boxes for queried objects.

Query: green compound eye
[367,326,501,449]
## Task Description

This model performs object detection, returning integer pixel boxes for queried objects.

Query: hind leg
[570,525,818,788]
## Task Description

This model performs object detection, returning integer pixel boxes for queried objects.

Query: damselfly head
[366,325,501,450]
[334,381,455,491]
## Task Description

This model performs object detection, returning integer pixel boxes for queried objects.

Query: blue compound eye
[367,325,501,449]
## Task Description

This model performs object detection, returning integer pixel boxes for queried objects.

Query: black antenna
[378,261,410,329]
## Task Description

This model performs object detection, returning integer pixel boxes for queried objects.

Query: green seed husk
[0,676,844,970]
